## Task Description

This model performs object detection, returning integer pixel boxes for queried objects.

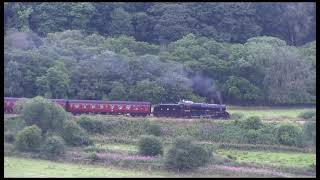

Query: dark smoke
[191,74,222,104]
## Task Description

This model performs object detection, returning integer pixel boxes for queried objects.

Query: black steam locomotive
[153,100,230,119]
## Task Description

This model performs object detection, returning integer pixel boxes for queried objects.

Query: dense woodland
[4,2,316,105]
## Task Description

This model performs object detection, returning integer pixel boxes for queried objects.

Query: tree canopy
[4,2,316,105]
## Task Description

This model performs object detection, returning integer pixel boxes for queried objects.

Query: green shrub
[138,135,163,156]
[165,137,210,171]
[255,125,278,145]
[61,121,92,146]
[303,121,316,146]
[147,124,163,136]
[240,116,263,130]
[21,96,68,133]
[276,123,303,146]
[298,110,316,119]
[77,115,106,134]
[41,136,65,160]
[230,112,244,120]
[15,125,42,152]
[4,118,26,134]
[4,132,15,143]
[244,129,259,144]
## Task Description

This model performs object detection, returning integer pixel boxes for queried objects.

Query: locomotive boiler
[153,100,230,119]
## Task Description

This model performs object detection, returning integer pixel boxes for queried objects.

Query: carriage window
[111,105,114,109]
[167,108,169,110]
[119,105,122,110]
[126,105,131,109]
[95,104,100,109]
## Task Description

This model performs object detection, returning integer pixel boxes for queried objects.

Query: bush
[15,125,42,152]
[147,124,163,136]
[21,96,68,133]
[61,121,92,146]
[276,123,303,146]
[4,132,15,143]
[303,121,316,146]
[298,110,316,119]
[4,118,26,134]
[255,125,278,145]
[244,129,259,144]
[240,116,263,130]
[230,112,244,120]
[138,135,163,156]
[165,137,210,171]
[41,136,65,160]
[77,115,106,134]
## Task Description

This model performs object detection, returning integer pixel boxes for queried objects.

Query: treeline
[4,2,315,46]
[4,29,316,105]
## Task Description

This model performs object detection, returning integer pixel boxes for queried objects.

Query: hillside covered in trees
[4,2,316,105]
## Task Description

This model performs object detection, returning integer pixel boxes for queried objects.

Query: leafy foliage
[4,117,27,134]
[77,115,106,134]
[240,116,263,130]
[40,136,65,160]
[20,96,68,133]
[138,135,163,156]
[165,137,210,171]
[4,3,316,106]
[276,123,303,147]
[298,110,316,119]
[147,124,163,136]
[302,121,316,147]
[244,129,259,144]
[61,120,92,146]
[15,125,42,152]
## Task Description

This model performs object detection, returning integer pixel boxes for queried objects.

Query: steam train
[4,97,230,119]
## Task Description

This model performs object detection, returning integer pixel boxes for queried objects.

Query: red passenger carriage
[67,100,151,116]
[4,97,19,113]
[4,97,151,117]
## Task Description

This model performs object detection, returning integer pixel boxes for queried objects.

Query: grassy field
[227,106,315,119]
[4,157,171,178]
[4,105,316,177]
[216,149,316,168]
